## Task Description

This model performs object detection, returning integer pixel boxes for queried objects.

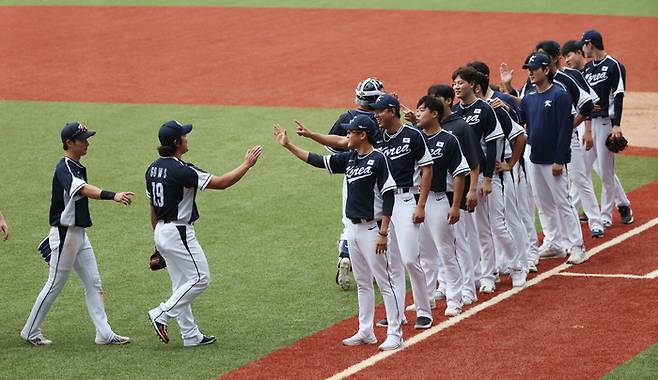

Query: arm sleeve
[461,124,480,170]
[414,131,434,166]
[381,190,394,216]
[554,93,574,164]
[57,162,86,197]
[483,139,497,178]
[377,155,397,194]
[324,152,350,174]
[145,171,152,199]
[306,152,327,168]
[483,105,504,142]
[612,93,624,126]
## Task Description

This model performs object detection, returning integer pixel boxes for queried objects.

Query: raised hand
[273,123,289,146]
[244,145,262,167]
[500,62,514,84]
[294,120,312,138]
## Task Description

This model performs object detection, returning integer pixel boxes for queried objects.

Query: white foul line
[645,268,658,279]
[556,272,649,279]
[326,217,658,380]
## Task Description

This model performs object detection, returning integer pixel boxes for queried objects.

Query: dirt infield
[1,6,657,108]
[221,177,658,379]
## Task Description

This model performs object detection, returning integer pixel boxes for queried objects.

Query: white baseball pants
[569,126,604,231]
[22,226,114,342]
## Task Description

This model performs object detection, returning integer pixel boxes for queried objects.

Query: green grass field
[0,0,656,16]
[0,100,657,379]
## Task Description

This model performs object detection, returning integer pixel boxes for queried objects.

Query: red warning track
[1,6,657,108]
[221,178,658,379]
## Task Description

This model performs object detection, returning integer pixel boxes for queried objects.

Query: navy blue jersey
[519,85,574,165]
[453,99,504,169]
[146,157,212,224]
[519,77,535,98]
[493,90,520,123]
[326,109,376,153]
[423,129,470,193]
[441,113,480,170]
[584,55,625,120]
[492,106,524,160]
[553,69,594,117]
[49,157,91,228]
[324,150,396,220]
[373,124,433,188]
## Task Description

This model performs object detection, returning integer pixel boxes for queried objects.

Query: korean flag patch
[367,159,375,165]
[402,137,411,143]
[474,108,481,114]
[602,66,608,72]
[436,141,445,147]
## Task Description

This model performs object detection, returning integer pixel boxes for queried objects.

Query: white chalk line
[326,217,658,380]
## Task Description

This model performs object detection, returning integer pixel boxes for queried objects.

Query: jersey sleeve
[57,161,87,197]
[447,136,470,178]
[413,129,434,166]
[508,117,525,141]
[554,92,575,164]
[187,164,212,191]
[459,124,480,170]
[482,104,504,142]
[328,111,352,136]
[145,169,152,199]
[611,61,626,97]
[324,152,350,174]
[376,154,397,194]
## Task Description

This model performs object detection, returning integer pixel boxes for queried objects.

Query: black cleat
[148,313,169,344]
[618,206,634,225]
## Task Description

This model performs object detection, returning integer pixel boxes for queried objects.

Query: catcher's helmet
[355,78,385,106]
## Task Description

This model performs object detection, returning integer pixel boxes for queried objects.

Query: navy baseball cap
[580,29,603,47]
[61,122,95,143]
[523,53,550,70]
[368,94,400,112]
[341,115,378,136]
[159,120,193,146]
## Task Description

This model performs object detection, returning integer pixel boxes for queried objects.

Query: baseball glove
[149,249,167,271]
[605,133,628,153]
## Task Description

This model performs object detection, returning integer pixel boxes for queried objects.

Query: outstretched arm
[79,184,134,205]
[206,145,262,190]
[294,120,349,151]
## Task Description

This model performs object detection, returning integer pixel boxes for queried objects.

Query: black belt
[350,218,374,224]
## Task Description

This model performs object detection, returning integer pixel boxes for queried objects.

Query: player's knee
[196,273,211,289]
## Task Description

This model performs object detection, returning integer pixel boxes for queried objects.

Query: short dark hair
[467,61,490,76]
[416,95,445,121]
[451,66,479,83]
[427,84,455,103]
[561,40,584,56]
[535,40,561,58]
[473,71,489,96]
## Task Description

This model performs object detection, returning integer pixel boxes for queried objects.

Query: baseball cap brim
[76,130,96,140]
[522,63,541,70]
[180,124,193,134]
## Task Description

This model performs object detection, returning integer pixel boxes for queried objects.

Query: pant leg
[517,161,539,264]
[503,171,529,273]
[419,221,439,304]
[592,117,619,223]
[345,223,377,337]
[391,193,432,319]
[475,176,496,287]
[569,128,604,231]
[21,226,84,340]
[151,223,210,345]
[425,193,462,310]
[530,164,562,250]
[73,234,114,342]
[488,175,519,273]
[455,210,476,301]
[339,177,350,259]
[552,166,584,249]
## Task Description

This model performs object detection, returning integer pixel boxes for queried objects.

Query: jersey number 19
[151,182,164,207]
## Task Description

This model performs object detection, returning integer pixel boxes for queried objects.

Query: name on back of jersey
[148,166,168,179]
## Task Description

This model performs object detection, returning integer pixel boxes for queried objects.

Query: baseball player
[0,211,8,241]
[579,30,634,227]
[146,120,261,347]
[294,94,435,330]
[21,122,134,346]
[295,78,384,290]
[562,39,629,218]
[519,53,587,265]
[470,64,529,284]
[415,95,470,316]
[453,66,517,293]
[534,40,605,244]
[273,116,404,351]
[426,84,481,304]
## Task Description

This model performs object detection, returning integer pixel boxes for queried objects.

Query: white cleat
[511,271,527,287]
[479,284,495,294]
[462,296,476,305]
[342,332,377,346]
[378,336,404,351]
[538,244,566,259]
[528,263,538,273]
[567,246,589,265]
[96,334,131,345]
[434,289,446,301]
[444,307,462,317]
[23,334,53,347]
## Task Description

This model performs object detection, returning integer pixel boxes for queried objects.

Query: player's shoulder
[438,128,460,145]
[401,124,424,138]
